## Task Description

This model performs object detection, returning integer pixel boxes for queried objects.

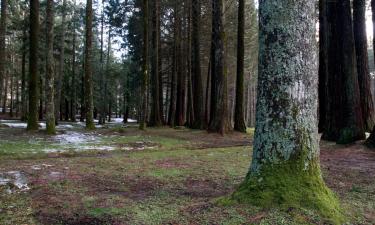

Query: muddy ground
[0,122,374,225]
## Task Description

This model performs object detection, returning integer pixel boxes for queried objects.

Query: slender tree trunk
[168,10,178,127]
[0,0,7,105]
[234,0,246,133]
[71,5,77,122]
[45,0,55,134]
[27,0,40,131]
[175,7,185,127]
[353,0,375,132]
[149,0,162,127]
[139,0,149,130]
[208,0,230,134]
[21,18,27,121]
[232,1,342,222]
[205,57,211,128]
[190,0,204,129]
[84,0,95,129]
[186,0,194,127]
[323,0,365,144]
[99,1,105,125]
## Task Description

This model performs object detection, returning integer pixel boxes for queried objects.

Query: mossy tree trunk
[208,0,230,134]
[322,0,365,144]
[149,0,162,127]
[139,0,149,130]
[99,1,106,125]
[71,5,77,122]
[0,0,7,106]
[353,0,375,132]
[84,0,95,130]
[234,0,246,133]
[232,0,342,222]
[27,0,40,131]
[45,0,55,134]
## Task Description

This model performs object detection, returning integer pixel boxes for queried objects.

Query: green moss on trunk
[224,158,344,224]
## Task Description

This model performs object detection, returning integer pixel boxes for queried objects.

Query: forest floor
[0,119,374,225]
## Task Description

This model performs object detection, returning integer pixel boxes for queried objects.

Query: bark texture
[231,1,342,222]
[322,0,365,144]
[208,0,230,134]
[84,0,95,129]
[353,0,375,132]
[234,0,246,133]
[27,0,40,131]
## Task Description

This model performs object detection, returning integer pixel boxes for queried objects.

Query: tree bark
[27,0,40,131]
[45,0,56,134]
[353,0,375,132]
[232,1,342,222]
[84,0,95,129]
[149,0,162,127]
[234,0,246,133]
[190,0,204,129]
[208,0,230,134]
[322,0,365,144]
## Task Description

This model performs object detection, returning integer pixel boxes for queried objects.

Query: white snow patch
[0,171,30,193]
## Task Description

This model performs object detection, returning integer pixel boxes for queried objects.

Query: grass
[0,125,374,224]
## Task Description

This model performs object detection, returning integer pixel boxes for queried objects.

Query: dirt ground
[0,125,374,225]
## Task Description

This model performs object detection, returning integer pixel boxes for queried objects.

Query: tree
[353,0,375,132]
[190,0,204,129]
[0,0,7,105]
[231,1,343,222]
[45,0,55,134]
[233,0,246,133]
[208,0,230,134]
[149,0,162,127]
[84,0,95,130]
[139,0,148,130]
[322,0,365,144]
[27,0,40,131]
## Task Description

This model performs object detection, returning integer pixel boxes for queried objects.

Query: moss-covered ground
[0,123,374,224]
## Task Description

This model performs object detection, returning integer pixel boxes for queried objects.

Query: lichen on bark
[227,0,344,223]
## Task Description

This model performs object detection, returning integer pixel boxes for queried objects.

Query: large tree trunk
[190,0,204,129]
[175,4,185,127]
[139,0,149,130]
[27,0,40,131]
[84,0,95,129]
[233,0,246,133]
[0,0,7,105]
[208,0,230,134]
[322,0,365,144]
[353,0,375,132]
[45,0,55,134]
[232,1,342,222]
[149,0,163,127]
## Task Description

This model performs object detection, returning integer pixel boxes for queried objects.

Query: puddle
[0,171,30,193]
